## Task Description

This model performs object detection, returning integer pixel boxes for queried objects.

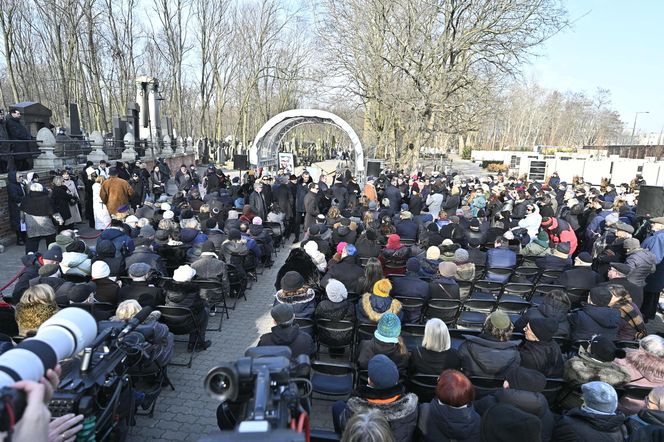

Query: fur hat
[582,381,618,414]
[173,265,196,282]
[281,271,305,292]
[326,279,348,303]
[38,263,61,277]
[426,246,441,260]
[374,313,401,344]
[91,261,111,279]
[372,279,392,297]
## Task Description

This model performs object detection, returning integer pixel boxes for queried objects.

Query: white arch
[249,109,365,174]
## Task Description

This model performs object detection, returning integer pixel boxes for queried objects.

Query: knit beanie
[281,271,305,292]
[406,257,421,273]
[368,355,399,389]
[588,335,626,362]
[528,317,557,342]
[582,381,618,414]
[336,241,348,255]
[386,234,401,249]
[91,261,111,279]
[372,279,392,297]
[326,279,348,303]
[454,248,469,264]
[426,246,441,260]
[488,310,511,331]
[374,313,401,343]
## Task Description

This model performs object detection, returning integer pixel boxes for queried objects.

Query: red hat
[387,234,401,249]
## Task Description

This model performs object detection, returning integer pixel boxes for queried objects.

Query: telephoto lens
[0,307,97,388]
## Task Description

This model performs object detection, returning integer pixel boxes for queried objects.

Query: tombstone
[68,103,82,138]
[161,134,173,156]
[34,127,63,170]
[126,103,140,138]
[112,116,127,156]
[87,131,108,163]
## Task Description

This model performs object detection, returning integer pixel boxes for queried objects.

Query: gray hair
[647,386,664,410]
[30,182,43,192]
[52,176,64,186]
[340,411,395,442]
[640,334,664,357]
[115,299,142,321]
[422,318,451,352]
[181,218,199,230]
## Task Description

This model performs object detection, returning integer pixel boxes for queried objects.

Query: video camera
[0,306,157,441]
[202,346,312,442]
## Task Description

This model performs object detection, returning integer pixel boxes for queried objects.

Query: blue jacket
[98,228,135,257]
[395,219,419,240]
[569,305,620,341]
[486,247,516,282]
[241,233,262,261]
[391,273,429,323]
[643,230,664,293]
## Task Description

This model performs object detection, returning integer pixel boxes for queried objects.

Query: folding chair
[512,266,540,283]
[394,296,425,324]
[156,305,202,368]
[295,318,315,337]
[346,292,361,304]
[501,283,534,300]
[310,361,355,401]
[316,319,355,360]
[226,264,248,309]
[484,267,513,283]
[566,288,589,308]
[408,373,439,403]
[400,238,416,246]
[356,323,377,343]
[195,280,230,332]
[424,299,461,326]
[474,265,485,280]
[457,280,473,300]
[531,284,566,306]
[401,324,425,350]
[537,269,563,284]
[448,328,480,349]
[542,378,565,405]
[131,362,175,418]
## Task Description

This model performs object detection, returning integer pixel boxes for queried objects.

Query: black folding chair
[316,319,355,360]
[457,280,473,300]
[195,280,230,332]
[401,324,425,350]
[356,323,377,343]
[469,376,504,399]
[424,299,461,325]
[538,269,563,284]
[531,284,566,306]
[566,288,589,308]
[156,305,202,368]
[310,361,355,401]
[408,373,439,403]
[394,296,425,324]
[501,282,534,300]
[295,318,315,337]
[226,264,248,309]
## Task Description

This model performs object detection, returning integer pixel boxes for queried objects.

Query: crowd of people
[1,159,664,441]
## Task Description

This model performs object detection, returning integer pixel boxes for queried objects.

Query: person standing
[129,172,145,210]
[61,170,82,227]
[294,171,312,242]
[80,162,96,228]
[20,183,59,253]
[100,167,133,216]
[92,176,111,230]
[4,108,33,171]
[304,183,320,233]
[8,170,27,245]
[249,181,268,220]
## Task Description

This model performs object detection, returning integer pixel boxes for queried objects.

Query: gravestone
[112,116,127,154]
[69,103,82,137]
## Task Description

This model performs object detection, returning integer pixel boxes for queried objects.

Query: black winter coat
[457,334,521,378]
[569,305,620,341]
[553,407,627,442]
[409,346,460,376]
[354,235,381,259]
[320,256,364,294]
[357,338,409,374]
[51,185,73,221]
[125,246,167,276]
[395,219,419,240]
[118,281,165,307]
[428,276,460,300]
[514,296,571,338]
[518,340,564,378]
[314,300,355,346]
[555,267,600,291]
[417,399,480,442]
[257,324,315,358]
[381,246,412,271]
[391,273,430,322]
[8,171,26,230]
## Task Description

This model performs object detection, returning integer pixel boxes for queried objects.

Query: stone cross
[33,127,64,170]
[86,130,108,163]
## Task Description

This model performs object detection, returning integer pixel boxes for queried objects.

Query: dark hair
[547,289,571,308]
[359,258,383,293]
[435,369,475,406]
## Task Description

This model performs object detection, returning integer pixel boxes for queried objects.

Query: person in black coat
[355,229,382,259]
[124,237,167,276]
[428,262,460,299]
[597,262,644,310]
[569,287,621,341]
[475,367,553,442]
[395,211,419,240]
[536,242,573,272]
[5,109,33,171]
[554,252,600,292]
[314,279,355,348]
[518,317,564,378]
[128,172,145,209]
[117,262,165,307]
[50,180,73,231]
[164,265,210,351]
[391,258,430,323]
[7,171,27,245]
[417,369,480,442]
[331,178,349,210]
[409,318,460,376]
[514,289,571,338]
[320,245,364,294]
[91,261,120,305]
[553,381,627,442]
[258,303,315,358]
[409,189,423,215]
[94,239,126,277]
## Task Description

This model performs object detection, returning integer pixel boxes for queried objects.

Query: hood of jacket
[275,287,315,305]
[361,293,402,322]
[637,409,664,426]
[494,389,550,419]
[420,258,440,276]
[249,224,264,237]
[565,407,626,433]
[426,400,480,439]
[462,334,521,375]
[583,305,621,329]
[268,324,301,345]
[100,228,125,242]
[347,392,418,421]
[96,239,117,258]
[624,348,664,383]
[61,252,90,269]
[538,296,570,322]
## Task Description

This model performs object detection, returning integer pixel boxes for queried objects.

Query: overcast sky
[527,0,664,134]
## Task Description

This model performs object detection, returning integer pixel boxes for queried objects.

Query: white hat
[163,210,174,220]
[91,261,111,279]
[326,279,348,303]
[173,265,196,282]
[161,202,171,211]
[125,215,139,226]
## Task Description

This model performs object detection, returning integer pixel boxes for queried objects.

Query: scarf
[615,298,647,339]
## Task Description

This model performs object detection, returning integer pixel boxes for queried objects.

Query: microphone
[119,306,153,338]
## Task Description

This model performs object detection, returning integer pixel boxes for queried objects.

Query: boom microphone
[118,306,153,339]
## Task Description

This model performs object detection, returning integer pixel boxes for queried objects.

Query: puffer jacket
[60,252,92,276]
[475,388,554,442]
[457,334,521,378]
[320,256,364,294]
[273,287,316,320]
[518,209,543,240]
[569,305,621,341]
[110,311,173,367]
[518,340,564,378]
[614,348,664,415]
[417,398,481,442]
[514,296,571,338]
[625,248,657,287]
[125,246,167,276]
[553,407,627,442]
[356,293,403,324]
[419,258,440,278]
[354,235,381,259]
[545,217,578,254]
[163,280,206,316]
[564,346,631,386]
[331,225,357,248]
[380,246,412,274]
[338,386,419,442]
[314,300,355,346]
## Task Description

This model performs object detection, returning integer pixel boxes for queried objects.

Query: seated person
[321,243,364,294]
[192,241,231,314]
[514,289,571,338]
[606,284,647,341]
[474,367,554,442]
[390,258,430,323]
[125,237,167,276]
[409,318,460,376]
[163,265,211,351]
[554,252,599,291]
[357,313,409,375]
[518,317,564,378]
[303,241,327,272]
[485,237,516,283]
[356,278,403,324]
[91,261,120,305]
[535,242,572,272]
[428,262,460,299]
[553,381,627,441]
[333,355,418,442]
[94,239,126,277]
[29,263,94,305]
[117,263,165,307]
[273,271,316,320]
[418,246,441,278]
[569,286,621,341]
[60,240,92,277]
[314,279,355,348]
[453,248,475,282]
[15,284,58,336]
[458,311,521,378]
[258,303,315,358]
[379,234,411,276]
[626,386,664,434]
[417,369,480,442]
[112,299,173,367]
[614,335,664,415]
